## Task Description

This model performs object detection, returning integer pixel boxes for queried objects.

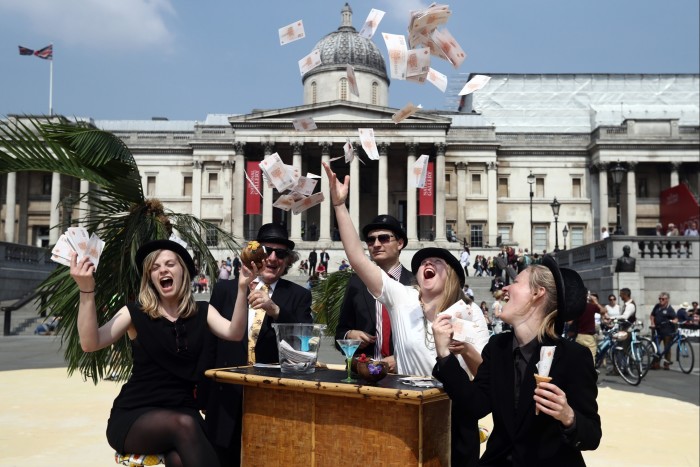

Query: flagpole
[49,43,53,116]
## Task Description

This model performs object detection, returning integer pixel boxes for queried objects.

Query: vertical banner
[419,162,434,216]
[245,161,262,215]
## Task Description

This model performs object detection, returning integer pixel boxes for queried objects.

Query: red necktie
[381,304,391,358]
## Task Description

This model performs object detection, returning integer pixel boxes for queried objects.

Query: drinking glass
[336,339,361,383]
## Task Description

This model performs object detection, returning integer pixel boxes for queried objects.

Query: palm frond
[311,270,352,336]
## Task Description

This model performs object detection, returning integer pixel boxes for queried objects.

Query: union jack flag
[33,44,53,60]
[18,46,34,55]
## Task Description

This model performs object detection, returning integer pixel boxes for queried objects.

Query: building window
[497,224,512,245]
[205,223,219,247]
[372,82,378,105]
[183,176,192,196]
[498,177,509,198]
[311,81,317,104]
[340,78,348,100]
[638,177,648,198]
[146,176,156,197]
[445,173,451,194]
[572,177,582,198]
[471,173,481,195]
[535,177,545,198]
[533,225,548,253]
[470,224,484,248]
[570,225,585,248]
[208,172,218,194]
[42,174,52,195]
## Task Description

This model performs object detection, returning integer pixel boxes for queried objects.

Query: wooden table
[205,366,450,466]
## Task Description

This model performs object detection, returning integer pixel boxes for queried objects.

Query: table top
[205,365,448,404]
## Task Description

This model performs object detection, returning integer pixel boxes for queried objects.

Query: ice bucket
[271,323,326,374]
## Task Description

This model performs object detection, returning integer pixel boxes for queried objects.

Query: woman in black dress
[70,240,248,467]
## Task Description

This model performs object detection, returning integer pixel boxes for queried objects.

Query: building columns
[435,143,446,241]
[4,173,17,243]
[456,162,467,241]
[290,142,303,242]
[221,159,234,234]
[192,161,203,219]
[78,180,90,227]
[320,142,331,242]
[262,143,274,224]
[486,161,497,247]
[378,143,389,215]
[350,144,360,235]
[670,162,680,187]
[232,142,245,239]
[626,162,637,236]
[597,163,609,231]
[406,144,418,243]
[49,173,61,244]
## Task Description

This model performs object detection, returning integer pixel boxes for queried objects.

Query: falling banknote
[292,192,325,214]
[358,128,379,160]
[382,33,407,80]
[359,8,385,39]
[279,20,305,45]
[260,153,297,192]
[430,28,466,68]
[392,102,421,124]
[292,117,317,131]
[411,154,430,188]
[298,49,322,76]
[346,65,359,97]
[426,68,448,92]
[458,74,492,96]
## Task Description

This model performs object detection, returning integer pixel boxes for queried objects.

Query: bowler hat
[540,255,587,333]
[256,223,295,250]
[411,247,465,287]
[362,215,408,249]
[135,239,197,278]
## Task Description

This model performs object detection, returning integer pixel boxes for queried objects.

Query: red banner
[245,161,262,215]
[660,184,700,232]
[419,161,434,216]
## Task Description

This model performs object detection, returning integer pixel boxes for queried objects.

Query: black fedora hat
[256,223,295,250]
[135,239,197,278]
[362,215,408,249]
[411,247,465,287]
[540,255,587,332]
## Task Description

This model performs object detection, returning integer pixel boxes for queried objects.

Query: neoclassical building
[2,5,699,260]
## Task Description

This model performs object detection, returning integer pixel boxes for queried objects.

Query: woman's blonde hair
[138,249,197,319]
[527,264,559,341]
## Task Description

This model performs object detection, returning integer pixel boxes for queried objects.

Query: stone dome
[303,3,388,83]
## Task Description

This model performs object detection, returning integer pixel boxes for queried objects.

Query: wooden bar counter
[205,365,450,466]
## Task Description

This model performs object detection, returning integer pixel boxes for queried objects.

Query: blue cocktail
[336,339,361,383]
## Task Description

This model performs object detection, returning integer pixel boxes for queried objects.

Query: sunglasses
[658,297,668,301]
[366,234,395,245]
[173,322,188,353]
[263,246,290,259]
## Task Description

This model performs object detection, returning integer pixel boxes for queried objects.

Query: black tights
[123,409,220,467]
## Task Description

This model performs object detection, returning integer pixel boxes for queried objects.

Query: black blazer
[334,267,413,356]
[433,334,601,467]
[203,278,312,448]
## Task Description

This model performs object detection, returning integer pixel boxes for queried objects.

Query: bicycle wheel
[631,340,652,379]
[677,337,695,374]
[613,346,642,386]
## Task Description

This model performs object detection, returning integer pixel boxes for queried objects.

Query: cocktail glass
[336,339,361,383]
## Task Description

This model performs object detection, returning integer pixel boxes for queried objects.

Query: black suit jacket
[334,266,413,356]
[203,278,312,449]
[433,333,601,466]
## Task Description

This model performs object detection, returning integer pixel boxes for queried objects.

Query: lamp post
[562,224,569,250]
[610,162,626,235]
[527,171,535,252]
[550,197,561,252]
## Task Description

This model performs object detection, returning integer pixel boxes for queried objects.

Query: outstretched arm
[208,263,256,341]
[322,162,383,298]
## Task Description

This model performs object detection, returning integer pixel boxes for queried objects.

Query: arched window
[311,81,317,104]
[339,78,348,100]
[371,82,378,105]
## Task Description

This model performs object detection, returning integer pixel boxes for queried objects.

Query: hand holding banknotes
[70,253,96,294]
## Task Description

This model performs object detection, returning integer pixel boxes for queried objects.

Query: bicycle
[649,324,695,374]
[628,321,653,379]
[594,320,643,386]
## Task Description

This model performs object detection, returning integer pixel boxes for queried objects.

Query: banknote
[458,74,491,96]
[66,227,90,258]
[279,20,305,46]
[260,153,296,192]
[51,234,76,265]
[298,49,322,76]
[359,8,385,39]
[411,154,430,188]
[392,102,420,124]
[408,4,451,33]
[86,233,105,270]
[358,128,379,160]
[426,67,448,92]
[51,228,104,269]
[343,139,354,163]
[382,33,407,80]
[291,176,318,196]
[430,28,466,68]
[292,117,317,131]
[406,48,431,78]
[346,65,359,97]
[292,192,325,214]
[273,194,296,211]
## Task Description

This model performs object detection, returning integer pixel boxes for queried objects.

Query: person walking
[650,292,677,370]
[69,239,250,466]
[460,246,471,277]
[308,248,317,277]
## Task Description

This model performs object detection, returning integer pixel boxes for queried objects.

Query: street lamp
[550,197,561,252]
[562,224,569,250]
[527,171,535,252]
[610,162,626,235]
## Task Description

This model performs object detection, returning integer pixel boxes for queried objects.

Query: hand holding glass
[336,339,361,383]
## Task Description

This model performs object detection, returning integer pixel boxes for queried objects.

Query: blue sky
[1,0,698,121]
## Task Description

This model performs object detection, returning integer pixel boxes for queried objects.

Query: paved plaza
[0,334,697,467]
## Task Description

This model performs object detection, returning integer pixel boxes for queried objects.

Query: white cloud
[0,0,176,52]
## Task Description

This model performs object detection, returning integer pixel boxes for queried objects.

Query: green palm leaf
[1,115,240,384]
[311,270,352,336]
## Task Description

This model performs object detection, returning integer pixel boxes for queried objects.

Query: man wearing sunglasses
[204,223,312,466]
[335,214,414,373]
